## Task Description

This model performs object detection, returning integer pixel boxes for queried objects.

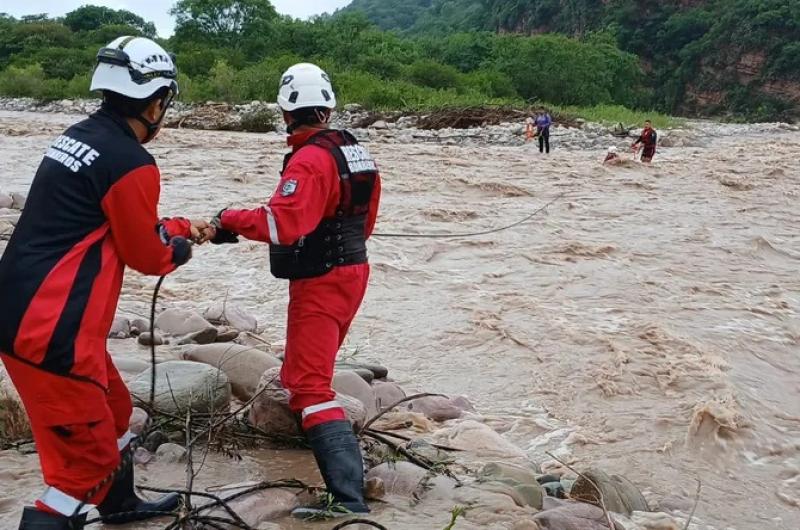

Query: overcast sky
[2,1,353,36]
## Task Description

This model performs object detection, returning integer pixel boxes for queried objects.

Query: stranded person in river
[0,37,210,529]
[205,63,382,519]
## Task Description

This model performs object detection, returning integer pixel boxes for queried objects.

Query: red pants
[280,264,369,430]
[1,352,132,516]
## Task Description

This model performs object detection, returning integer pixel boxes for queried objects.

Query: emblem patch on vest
[340,145,378,174]
[281,179,298,196]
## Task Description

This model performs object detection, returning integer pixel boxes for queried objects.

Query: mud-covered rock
[478,462,545,509]
[333,370,378,418]
[204,302,258,333]
[407,395,466,422]
[433,420,526,457]
[208,482,307,526]
[108,316,131,339]
[365,461,457,500]
[155,308,215,337]
[137,331,164,346]
[0,193,13,209]
[534,498,623,530]
[128,360,231,414]
[129,407,149,435]
[10,193,26,210]
[372,381,406,410]
[129,318,149,337]
[248,368,366,437]
[177,327,219,345]
[183,343,281,401]
[155,442,187,463]
[570,468,649,516]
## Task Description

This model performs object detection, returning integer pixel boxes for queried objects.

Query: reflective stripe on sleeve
[117,430,136,451]
[265,207,280,245]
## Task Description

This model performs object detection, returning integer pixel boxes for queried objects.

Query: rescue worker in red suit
[0,37,209,529]
[632,120,658,163]
[207,63,381,518]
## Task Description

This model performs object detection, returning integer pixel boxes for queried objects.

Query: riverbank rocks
[137,331,165,346]
[182,343,281,401]
[477,462,545,509]
[406,395,473,422]
[207,482,307,526]
[534,498,623,530]
[128,361,231,414]
[372,381,406,409]
[248,367,368,437]
[337,362,389,380]
[10,193,26,210]
[333,370,378,418]
[366,461,458,501]
[155,308,216,337]
[204,302,258,333]
[155,442,187,463]
[570,468,649,516]
[129,407,149,435]
[108,317,131,339]
[433,420,526,458]
[130,318,149,337]
[0,193,12,209]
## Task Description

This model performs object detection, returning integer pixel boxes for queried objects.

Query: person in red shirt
[0,37,208,529]
[207,63,381,518]
[632,120,658,163]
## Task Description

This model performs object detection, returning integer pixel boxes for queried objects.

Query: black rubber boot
[292,420,370,519]
[96,450,181,524]
[18,507,85,529]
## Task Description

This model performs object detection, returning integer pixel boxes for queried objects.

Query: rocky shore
[1,97,797,151]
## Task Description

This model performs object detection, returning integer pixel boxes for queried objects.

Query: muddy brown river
[0,111,799,529]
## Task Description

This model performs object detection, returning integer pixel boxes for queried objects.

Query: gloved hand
[170,236,192,266]
[209,209,239,245]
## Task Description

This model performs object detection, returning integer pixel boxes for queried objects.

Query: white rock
[129,407,149,435]
[370,120,389,130]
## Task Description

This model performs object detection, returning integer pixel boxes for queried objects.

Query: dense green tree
[63,6,156,37]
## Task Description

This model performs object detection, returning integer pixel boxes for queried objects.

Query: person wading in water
[632,120,658,163]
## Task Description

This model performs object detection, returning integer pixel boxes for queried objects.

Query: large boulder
[108,316,130,339]
[128,361,231,414]
[183,344,281,401]
[477,462,544,509]
[0,193,13,209]
[333,370,378,418]
[207,482,308,525]
[406,395,466,422]
[366,461,457,500]
[155,308,216,337]
[570,469,649,516]
[372,381,406,410]
[432,420,526,458]
[534,498,622,530]
[204,302,259,333]
[248,368,367,437]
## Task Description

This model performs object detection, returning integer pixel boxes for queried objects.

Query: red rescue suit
[220,128,381,430]
[0,109,191,516]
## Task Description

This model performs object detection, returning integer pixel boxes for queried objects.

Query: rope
[150,275,166,407]
[372,192,564,239]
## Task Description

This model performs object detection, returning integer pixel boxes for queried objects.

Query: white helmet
[91,36,178,100]
[277,63,336,112]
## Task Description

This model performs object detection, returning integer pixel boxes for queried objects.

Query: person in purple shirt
[534,109,552,154]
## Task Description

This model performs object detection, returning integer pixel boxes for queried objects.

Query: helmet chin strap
[136,95,173,144]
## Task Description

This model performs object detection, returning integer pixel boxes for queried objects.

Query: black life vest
[269,129,378,280]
